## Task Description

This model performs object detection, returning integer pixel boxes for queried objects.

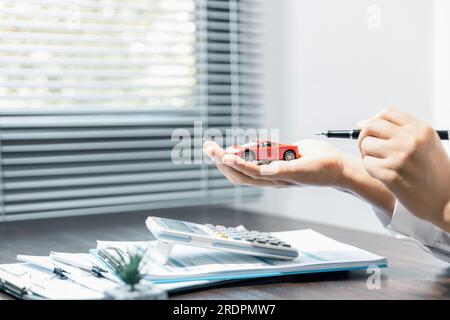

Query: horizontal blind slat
[7,184,259,214]
[3,188,261,221]
[0,115,201,127]
[6,189,203,214]
[4,170,212,190]
[3,151,172,165]
[1,139,179,152]
[3,161,200,178]
[6,178,231,202]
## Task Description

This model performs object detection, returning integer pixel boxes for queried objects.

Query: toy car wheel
[242,150,255,162]
[283,150,296,161]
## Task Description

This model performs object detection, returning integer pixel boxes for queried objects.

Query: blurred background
[0,0,448,235]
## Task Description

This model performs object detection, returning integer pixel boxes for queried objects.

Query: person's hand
[203,139,396,216]
[357,107,450,231]
[203,139,346,188]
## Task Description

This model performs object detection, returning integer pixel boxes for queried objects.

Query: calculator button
[244,238,254,242]
[280,243,291,248]
[205,224,214,229]
[216,225,226,230]
[256,239,267,244]
[232,236,241,240]
[268,241,280,246]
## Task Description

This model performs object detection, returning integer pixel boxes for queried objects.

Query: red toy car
[225,140,300,162]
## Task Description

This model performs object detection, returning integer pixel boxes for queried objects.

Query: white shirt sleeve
[373,201,450,263]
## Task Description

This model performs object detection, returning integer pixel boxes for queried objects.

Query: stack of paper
[94,229,387,283]
[0,263,109,300]
[0,229,387,300]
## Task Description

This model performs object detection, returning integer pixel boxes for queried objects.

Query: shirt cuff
[387,201,442,247]
[371,206,392,227]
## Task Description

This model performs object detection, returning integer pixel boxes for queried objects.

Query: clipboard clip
[0,277,28,298]
[0,268,46,299]
[52,267,68,279]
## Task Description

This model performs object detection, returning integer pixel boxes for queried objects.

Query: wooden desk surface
[0,205,448,300]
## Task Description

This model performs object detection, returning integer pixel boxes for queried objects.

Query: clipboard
[0,268,44,300]
[0,263,106,300]
[0,262,233,299]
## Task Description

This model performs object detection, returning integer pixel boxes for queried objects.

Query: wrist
[336,154,396,217]
[337,154,364,192]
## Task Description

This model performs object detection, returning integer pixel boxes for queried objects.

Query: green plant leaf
[109,247,147,289]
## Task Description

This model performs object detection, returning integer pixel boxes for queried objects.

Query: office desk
[0,206,448,300]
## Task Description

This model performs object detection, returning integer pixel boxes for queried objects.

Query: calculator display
[156,218,207,235]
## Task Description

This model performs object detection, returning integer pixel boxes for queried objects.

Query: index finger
[356,118,399,154]
[376,107,416,126]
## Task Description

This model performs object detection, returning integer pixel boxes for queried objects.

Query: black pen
[316,129,450,140]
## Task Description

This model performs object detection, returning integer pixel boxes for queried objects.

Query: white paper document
[95,229,387,283]
[0,260,218,299]
[0,229,387,299]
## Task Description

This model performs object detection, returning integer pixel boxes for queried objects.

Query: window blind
[0,0,264,221]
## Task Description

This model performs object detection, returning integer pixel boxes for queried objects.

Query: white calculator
[145,216,299,260]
